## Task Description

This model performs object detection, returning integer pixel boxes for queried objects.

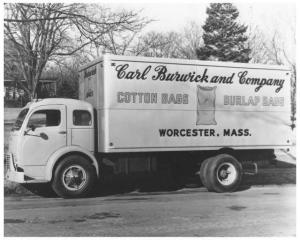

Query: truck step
[242,162,258,175]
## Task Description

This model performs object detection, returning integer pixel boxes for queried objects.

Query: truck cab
[6,98,99,197]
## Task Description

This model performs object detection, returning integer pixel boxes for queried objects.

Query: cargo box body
[79,54,292,153]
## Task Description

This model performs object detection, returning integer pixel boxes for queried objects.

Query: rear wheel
[52,155,96,198]
[201,154,242,192]
[199,157,212,187]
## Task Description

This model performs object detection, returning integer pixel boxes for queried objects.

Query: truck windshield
[12,108,29,131]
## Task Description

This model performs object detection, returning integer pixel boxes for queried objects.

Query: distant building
[4,38,58,106]
[4,78,57,107]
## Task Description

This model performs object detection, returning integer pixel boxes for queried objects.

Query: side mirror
[39,132,48,140]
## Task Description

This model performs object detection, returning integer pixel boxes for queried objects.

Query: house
[4,78,57,107]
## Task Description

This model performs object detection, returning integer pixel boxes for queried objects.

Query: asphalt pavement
[4,184,296,237]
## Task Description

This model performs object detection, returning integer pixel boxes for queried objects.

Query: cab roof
[24,98,92,110]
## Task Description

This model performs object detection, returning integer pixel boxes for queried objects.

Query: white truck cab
[6,98,99,197]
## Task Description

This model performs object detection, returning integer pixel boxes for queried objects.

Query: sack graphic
[196,86,217,125]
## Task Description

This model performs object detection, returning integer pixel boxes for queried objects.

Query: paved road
[4,184,295,237]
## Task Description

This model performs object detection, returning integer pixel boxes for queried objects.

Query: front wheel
[202,154,242,193]
[52,155,96,198]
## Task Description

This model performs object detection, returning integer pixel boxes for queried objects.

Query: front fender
[45,146,99,181]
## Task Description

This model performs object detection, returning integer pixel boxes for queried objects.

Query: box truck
[5,54,292,198]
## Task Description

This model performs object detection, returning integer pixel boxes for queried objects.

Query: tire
[199,157,212,188]
[204,154,242,193]
[52,155,97,198]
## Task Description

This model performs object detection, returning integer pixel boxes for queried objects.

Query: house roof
[4,78,57,83]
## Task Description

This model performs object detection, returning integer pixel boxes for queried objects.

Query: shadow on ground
[4,161,296,198]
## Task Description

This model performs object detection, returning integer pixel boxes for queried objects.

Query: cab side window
[27,110,61,128]
[73,110,92,126]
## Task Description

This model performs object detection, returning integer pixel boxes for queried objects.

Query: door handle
[58,131,67,134]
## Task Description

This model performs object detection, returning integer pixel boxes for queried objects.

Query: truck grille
[4,153,11,174]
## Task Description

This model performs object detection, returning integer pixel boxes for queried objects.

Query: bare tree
[83,21,203,59]
[91,17,151,55]
[131,31,180,57]
[4,3,148,99]
[132,22,203,59]
[248,27,296,129]
[179,21,203,59]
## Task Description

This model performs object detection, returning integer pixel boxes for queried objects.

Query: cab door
[21,105,67,167]
[70,109,94,151]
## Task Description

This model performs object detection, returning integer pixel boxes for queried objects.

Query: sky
[103,1,295,33]
[102,0,296,61]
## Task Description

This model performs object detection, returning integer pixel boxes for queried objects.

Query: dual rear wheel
[200,154,242,192]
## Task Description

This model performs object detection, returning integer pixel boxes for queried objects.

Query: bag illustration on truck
[196,85,217,125]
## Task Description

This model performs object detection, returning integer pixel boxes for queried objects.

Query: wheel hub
[62,165,87,191]
[216,162,237,186]
[220,169,229,178]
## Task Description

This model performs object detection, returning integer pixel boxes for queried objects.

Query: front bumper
[6,169,26,183]
[5,153,26,183]
[5,153,48,184]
